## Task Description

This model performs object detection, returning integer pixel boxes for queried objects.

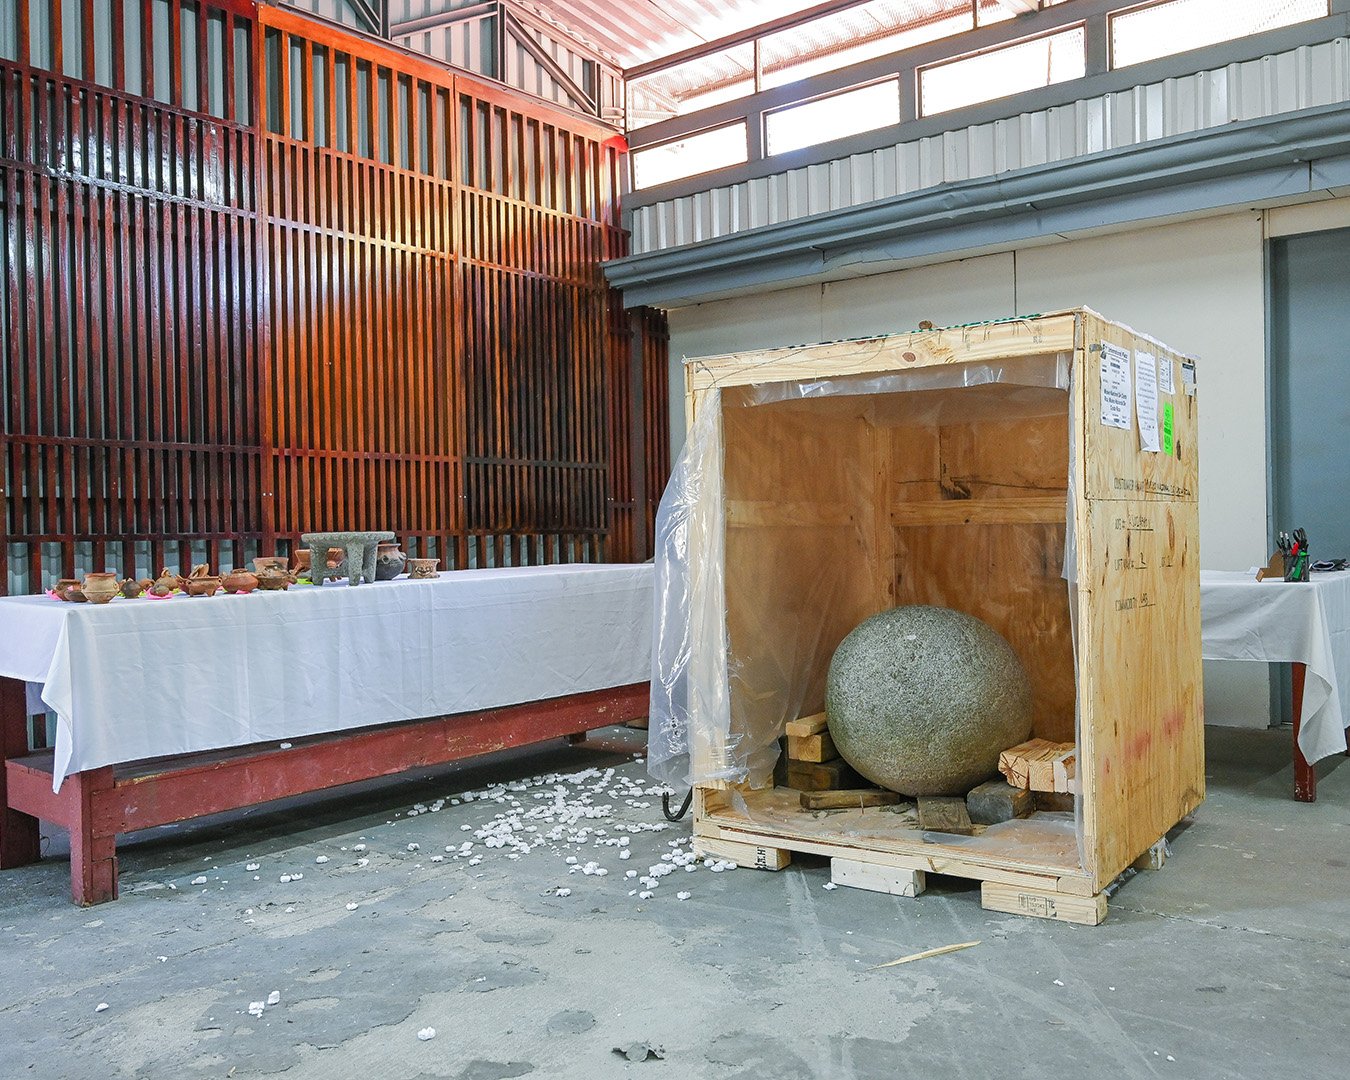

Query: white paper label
[1099,344,1132,431]
[1181,360,1197,396]
[1135,350,1160,453]
[1158,356,1175,396]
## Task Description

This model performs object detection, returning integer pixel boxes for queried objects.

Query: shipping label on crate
[1099,344,1132,431]
[1158,355,1176,396]
[1135,351,1160,454]
[1180,359,1197,396]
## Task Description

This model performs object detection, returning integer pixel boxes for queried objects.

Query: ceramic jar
[375,541,407,581]
[82,572,120,605]
[292,549,312,576]
[253,556,288,575]
[255,564,292,591]
[405,558,440,580]
[184,576,222,597]
[119,578,145,599]
[149,568,181,597]
[222,568,259,594]
[52,578,84,602]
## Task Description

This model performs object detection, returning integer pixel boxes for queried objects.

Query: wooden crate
[684,309,1202,924]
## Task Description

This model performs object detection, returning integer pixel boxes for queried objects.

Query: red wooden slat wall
[0,0,669,591]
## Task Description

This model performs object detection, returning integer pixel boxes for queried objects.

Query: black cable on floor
[662,789,693,821]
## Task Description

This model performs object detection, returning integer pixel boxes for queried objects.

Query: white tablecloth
[0,564,653,790]
[1200,570,1350,764]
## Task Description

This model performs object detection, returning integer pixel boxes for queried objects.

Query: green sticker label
[1162,401,1175,456]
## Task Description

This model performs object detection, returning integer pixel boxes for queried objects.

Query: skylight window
[1110,0,1328,68]
[919,25,1087,115]
[631,122,750,189]
[765,79,903,156]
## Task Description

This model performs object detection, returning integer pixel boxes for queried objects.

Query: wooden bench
[0,676,648,905]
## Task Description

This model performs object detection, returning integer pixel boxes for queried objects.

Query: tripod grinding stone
[825,605,1033,797]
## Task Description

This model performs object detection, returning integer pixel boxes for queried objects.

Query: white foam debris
[625,870,637,879]
[677,891,691,900]
[248,1001,265,1018]
[157,956,168,963]
[315,856,329,864]
[245,863,261,872]
[406,843,420,852]
[352,844,366,852]
[279,875,292,883]
[191,876,208,886]
[346,902,359,911]
[822,882,838,891]
[638,891,654,900]
[430,855,444,863]
[555,888,572,897]
[279,742,293,749]
[95,1003,109,1013]
[417,1027,436,1041]
[266,991,281,1006]
[1053,979,1065,987]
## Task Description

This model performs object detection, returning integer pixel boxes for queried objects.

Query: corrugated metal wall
[631,36,1350,253]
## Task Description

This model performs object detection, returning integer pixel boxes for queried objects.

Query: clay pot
[52,578,84,602]
[184,576,222,597]
[253,556,289,575]
[292,549,312,575]
[119,578,145,599]
[150,568,182,597]
[222,568,259,595]
[255,565,292,591]
[375,541,407,581]
[80,573,120,605]
[405,558,440,580]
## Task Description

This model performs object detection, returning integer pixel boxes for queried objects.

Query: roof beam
[390,0,498,39]
[505,8,597,112]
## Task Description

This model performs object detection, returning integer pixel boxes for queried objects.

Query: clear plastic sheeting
[650,354,1080,793]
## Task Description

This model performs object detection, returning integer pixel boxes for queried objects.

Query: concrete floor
[1,724,1347,1080]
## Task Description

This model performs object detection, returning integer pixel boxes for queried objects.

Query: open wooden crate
[684,309,1202,924]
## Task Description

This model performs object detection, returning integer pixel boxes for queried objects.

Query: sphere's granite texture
[825,605,1033,797]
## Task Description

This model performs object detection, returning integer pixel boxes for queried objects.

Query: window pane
[1111,0,1328,69]
[766,79,901,155]
[760,1,974,91]
[632,122,749,189]
[627,45,754,131]
[920,26,1086,116]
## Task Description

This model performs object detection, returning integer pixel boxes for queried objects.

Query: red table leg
[68,767,117,905]
[0,677,41,869]
[1292,661,1315,803]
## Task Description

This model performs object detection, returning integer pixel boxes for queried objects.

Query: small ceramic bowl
[184,576,222,597]
[405,558,440,580]
[253,556,289,574]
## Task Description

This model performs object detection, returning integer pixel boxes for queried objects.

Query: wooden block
[625,717,649,730]
[1034,791,1076,812]
[981,882,1107,926]
[800,788,901,810]
[787,731,837,763]
[965,779,1033,825]
[998,739,1077,793]
[831,857,925,898]
[693,835,790,871]
[1132,837,1169,871]
[916,796,975,835]
[785,712,829,738]
[786,759,861,792]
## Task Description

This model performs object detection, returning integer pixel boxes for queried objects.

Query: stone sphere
[825,605,1033,797]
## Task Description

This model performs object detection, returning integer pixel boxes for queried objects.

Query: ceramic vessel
[292,549,312,575]
[222,568,259,594]
[375,541,407,581]
[405,558,440,580]
[119,578,145,599]
[253,556,289,575]
[150,568,182,597]
[52,578,83,602]
[184,576,222,597]
[255,564,292,590]
[81,573,120,605]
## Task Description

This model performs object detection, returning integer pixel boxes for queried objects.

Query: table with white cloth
[0,563,653,903]
[1200,569,1350,801]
